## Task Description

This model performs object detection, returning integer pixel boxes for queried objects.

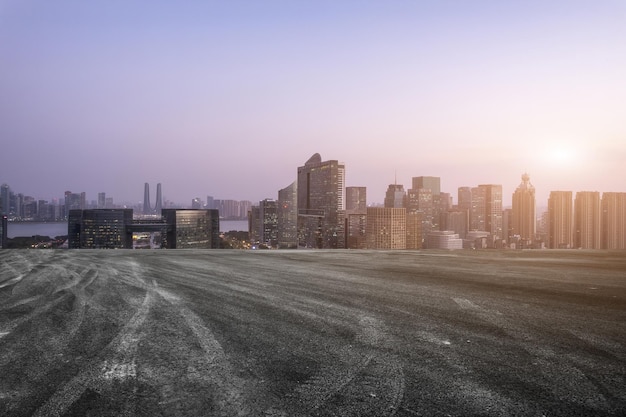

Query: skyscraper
[259,199,278,247]
[384,184,405,208]
[511,173,536,246]
[346,186,366,212]
[155,183,163,213]
[143,183,151,215]
[601,192,626,249]
[277,181,298,248]
[481,184,503,242]
[297,153,345,249]
[1,183,11,215]
[412,176,441,197]
[574,191,601,249]
[548,191,573,249]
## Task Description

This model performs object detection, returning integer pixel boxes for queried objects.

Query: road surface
[1,249,625,416]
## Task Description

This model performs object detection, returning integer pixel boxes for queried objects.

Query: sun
[544,144,580,166]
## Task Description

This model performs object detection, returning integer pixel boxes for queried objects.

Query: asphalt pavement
[0,249,625,416]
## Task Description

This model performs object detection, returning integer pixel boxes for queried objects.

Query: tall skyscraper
[601,192,626,249]
[297,153,345,249]
[458,187,472,213]
[346,186,366,212]
[574,191,601,249]
[412,176,440,197]
[470,186,486,232]
[482,184,503,241]
[511,173,536,245]
[98,192,106,209]
[1,215,7,248]
[548,191,573,249]
[1,183,11,215]
[259,199,278,247]
[154,183,163,213]
[384,184,405,208]
[143,183,151,215]
[277,181,298,248]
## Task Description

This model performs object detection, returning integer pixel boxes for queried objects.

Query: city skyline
[1,1,625,206]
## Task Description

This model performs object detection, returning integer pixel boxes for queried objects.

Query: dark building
[68,209,219,249]
[162,209,220,249]
[297,153,345,249]
[1,215,7,249]
[68,209,134,249]
[259,199,278,248]
[277,181,298,248]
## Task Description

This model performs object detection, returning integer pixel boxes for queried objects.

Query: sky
[1,0,625,208]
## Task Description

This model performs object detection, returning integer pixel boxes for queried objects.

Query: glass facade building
[297,153,345,249]
[162,209,220,249]
[68,209,133,249]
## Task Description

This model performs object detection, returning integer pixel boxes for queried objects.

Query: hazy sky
[1,0,625,207]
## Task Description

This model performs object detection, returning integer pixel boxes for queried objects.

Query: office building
[458,187,472,213]
[444,209,469,239]
[69,209,220,249]
[191,198,202,209]
[1,215,7,248]
[1,183,10,215]
[574,191,601,249]
[98,192,106,209]
[412,176,440,197]
[406,211,423,249]
[248,206,261,244]
[548,191,573,249]
[345,186,367,249]
[511,173,536,246]
[162,209,220,249]
[259,199,278,247]
[366,207,406,249]
[65,191,86,219]
[346,187,367,212]
[384,184,405,208]
[68,209,134,249]
[601,192,626,249]
[297,153,345,249]
[277,182,298,248]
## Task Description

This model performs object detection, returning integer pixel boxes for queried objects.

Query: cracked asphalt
[1,249,625,416]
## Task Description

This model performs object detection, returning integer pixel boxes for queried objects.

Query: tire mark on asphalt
[286,315,405,416]
[152,280,249,416]
[32,280,154,417]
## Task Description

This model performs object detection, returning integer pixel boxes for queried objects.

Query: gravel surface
[1,249,625,416]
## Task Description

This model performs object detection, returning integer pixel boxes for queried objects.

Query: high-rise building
[601,192,626,249]
[64,191,86,219]
[68,209,134,249]
[97,192,106,209]
[482,184,503,242]
[259,199,278,247]
[574,191,601,249]
[548,191,573,249]
[206,196,215,210]
[444,209,469,239]
[1,215,7,248]
[143,183,151,215]
[406,211,423,249]
[248,206,261,244]
[366,207,406,249]
[384,184,405,208]
[162,209,220,249]
[191,198,202,209]
[345,186,367,249]
[277,181,298,249]
[154,183,162,213]
[511,173,536,245]
[412,176,440,197]
[297,153,345,249]
[346,187,367,212]
[1,183,11,215]
[458,187,472,213]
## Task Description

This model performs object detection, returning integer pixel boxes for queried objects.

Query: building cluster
[2,155,626,251]
[67,208,220,249]
[247,154,626,250]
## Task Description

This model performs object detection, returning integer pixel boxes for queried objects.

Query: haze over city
[1,1,625,206]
